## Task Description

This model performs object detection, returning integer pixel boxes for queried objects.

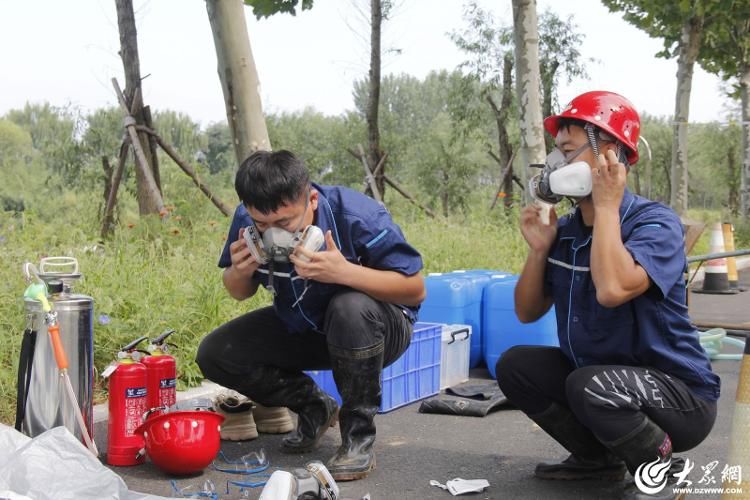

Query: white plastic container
[440,324,471,390]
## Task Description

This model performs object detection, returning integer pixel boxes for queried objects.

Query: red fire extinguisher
[142,329,177,411]
[103,335,149,466]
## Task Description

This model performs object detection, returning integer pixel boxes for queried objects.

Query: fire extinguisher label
[124,387,147,436]
[160,378,176,389]
[160,378,177,407]
[125,387,147,398]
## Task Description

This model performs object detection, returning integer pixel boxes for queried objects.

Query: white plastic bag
[0,424,175,500]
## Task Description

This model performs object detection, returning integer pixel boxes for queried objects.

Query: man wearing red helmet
[496,91,720,499]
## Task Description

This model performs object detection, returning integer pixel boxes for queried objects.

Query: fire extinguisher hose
[15,327,38,431]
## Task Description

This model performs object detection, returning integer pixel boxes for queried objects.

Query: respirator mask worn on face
[529,143,592,204]
[529,123,630,205]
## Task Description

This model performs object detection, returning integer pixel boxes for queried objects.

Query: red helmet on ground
[544,90,640,165]
[135,410,224,475]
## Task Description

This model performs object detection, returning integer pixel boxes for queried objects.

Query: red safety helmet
[544,90,640,165]
[135,410,224,475]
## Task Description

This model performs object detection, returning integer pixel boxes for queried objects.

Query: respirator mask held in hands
[242,192,326,298]
[244,224,325,265]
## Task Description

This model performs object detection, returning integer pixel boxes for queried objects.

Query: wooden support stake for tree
[102,156,113,210]
[100,140,130,238]
[490,149,517,211]
[382,174,435,218]
[143,105,162,195]
[490,150,518,211]
[357,143,382,202]
[371,152,389,178]
[136,125,233,217]
[112,77,165,215]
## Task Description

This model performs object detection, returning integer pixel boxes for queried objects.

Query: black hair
[234,150,310,214]
[556,117,589,132]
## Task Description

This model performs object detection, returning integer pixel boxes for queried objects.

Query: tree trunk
[728,147,739,216]
[741,64,750,218]
[500,53,514,208]
[512,0,546,203]
[541,59,559,152]
[115,0,162,215]
[207,0,271,167]
[101,156,113,214]
[366,0,385,198]
[486,53,515,209]
[669,16,703,215]
[441,169,449,218]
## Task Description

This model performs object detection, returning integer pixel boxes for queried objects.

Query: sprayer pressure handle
[48,323,69,370]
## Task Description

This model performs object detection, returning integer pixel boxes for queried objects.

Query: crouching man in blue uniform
[197,150,425,481]
[496,91,720,499]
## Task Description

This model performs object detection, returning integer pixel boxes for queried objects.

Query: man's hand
[592,149,627,213]
[229,227,260,279]
[520,204,558,254]
[290,230,351,284]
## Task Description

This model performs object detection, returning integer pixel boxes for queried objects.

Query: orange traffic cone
[694,223,739,295]
[721,337,750,499]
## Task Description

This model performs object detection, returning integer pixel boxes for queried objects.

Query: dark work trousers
[496,346,717,453]
[196,289,413,400]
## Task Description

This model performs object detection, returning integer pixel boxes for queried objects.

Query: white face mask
[529,145,592,204]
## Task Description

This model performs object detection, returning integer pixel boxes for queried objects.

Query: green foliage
[0,119,33,165]
[639,113,675,203]
[450,2,513,87]
[153,110,206,161]
[631,113,742,209]
[538,8,592,116]
[353,70,496,213]
[202,122,235,174]
[267,107,363,186]
[243,0,314,19]
[82,107,123,160]
[5,103,88,187]
[696,2,750,94]
[687,120,742,211]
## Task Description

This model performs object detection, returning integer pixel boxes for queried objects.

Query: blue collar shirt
[544,189,721,401]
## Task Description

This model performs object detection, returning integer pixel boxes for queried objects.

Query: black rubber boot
[530,403,627,481]
[233,365,338,454]
[604,418,682,500]
[280,383,339,453]
[326,344,383,481]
